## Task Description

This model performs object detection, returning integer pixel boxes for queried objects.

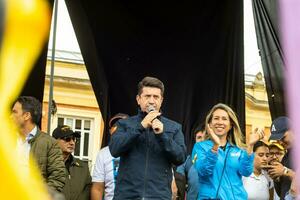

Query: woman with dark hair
[192,103,263,200]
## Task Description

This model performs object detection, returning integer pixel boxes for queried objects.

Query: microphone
[147,105,160,132]
[147,105,155,113]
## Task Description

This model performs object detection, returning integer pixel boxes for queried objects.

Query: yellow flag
[0,0,51,199]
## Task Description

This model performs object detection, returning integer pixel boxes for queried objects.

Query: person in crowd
[109,76,186,200]
[268,117,295,200]
[191,103,263,200]
[91,113,129,200]
[175,123,206,200]
[268,141,286,165]
[194,123,206,143]
[243,140,273,200]
[268,141,286,200]
[12,96,65,192]
[52,125,91,200]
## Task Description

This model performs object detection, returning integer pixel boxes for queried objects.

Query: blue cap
[269,116,290,140]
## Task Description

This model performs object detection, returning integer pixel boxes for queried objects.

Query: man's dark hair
[15,96,42,124]
[137,76,164,96]
[193,123,205,139]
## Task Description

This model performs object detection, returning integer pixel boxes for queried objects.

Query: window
[57,116,92,161]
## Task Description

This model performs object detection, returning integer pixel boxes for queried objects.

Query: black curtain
[66,0,244,152]
[20,46,49,102]
[252,0,286,120]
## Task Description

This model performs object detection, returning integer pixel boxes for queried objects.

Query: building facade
[42,50,103,168]
[245,72,272,142]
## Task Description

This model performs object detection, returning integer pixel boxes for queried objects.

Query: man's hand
[268,162,284,179]
[141,111,161,128]
[152,118,164,134]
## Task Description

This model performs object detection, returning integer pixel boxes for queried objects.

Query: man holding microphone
[109,76,186,200]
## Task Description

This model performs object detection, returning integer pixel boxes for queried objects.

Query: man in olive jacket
[53,125,92,200]
[13,96,65,191]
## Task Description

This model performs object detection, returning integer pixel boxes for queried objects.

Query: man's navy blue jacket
[109,110,186,200]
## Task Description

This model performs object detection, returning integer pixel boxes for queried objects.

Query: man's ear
[23,111,31,121]
[136,95,140,105]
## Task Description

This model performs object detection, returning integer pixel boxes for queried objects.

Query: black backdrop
[22,0,244,153]
[252,0,286,120]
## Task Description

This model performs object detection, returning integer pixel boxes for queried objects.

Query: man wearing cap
[53,125,91,200]
[12,96,65,192]
[268,116,295,200]
[268,141,286,165]
[109,77,186,200]
[268,141,286,200]
[91,113,129,200]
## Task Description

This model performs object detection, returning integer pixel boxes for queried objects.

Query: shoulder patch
[110,125,118,135]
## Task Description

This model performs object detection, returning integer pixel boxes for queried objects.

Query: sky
[48,0,80,53]
[244,0,264,76]
[49,0,263,76]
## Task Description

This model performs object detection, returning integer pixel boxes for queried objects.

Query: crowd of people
[13,76,297,200]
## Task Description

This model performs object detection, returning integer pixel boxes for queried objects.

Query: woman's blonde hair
[205,103,246,148]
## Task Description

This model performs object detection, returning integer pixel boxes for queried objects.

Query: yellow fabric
[0,0,51,199]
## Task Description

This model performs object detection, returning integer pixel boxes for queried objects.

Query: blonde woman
[191,103,263,200]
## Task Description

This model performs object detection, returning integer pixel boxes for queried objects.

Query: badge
[192,154,198,164]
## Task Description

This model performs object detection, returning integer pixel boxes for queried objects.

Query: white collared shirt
[16,126,38,175]
[243,170,273,200]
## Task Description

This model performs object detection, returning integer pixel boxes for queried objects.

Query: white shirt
[92,146,120,200]
[243,170,273,200]
[16,126,37,176]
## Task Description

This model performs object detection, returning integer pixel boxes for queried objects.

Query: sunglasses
[269,152,284,157]
[61,136,77,142]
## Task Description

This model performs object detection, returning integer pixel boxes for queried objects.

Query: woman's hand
[249,127,265,146]
[247,128,265,154]
[207,123,220,146]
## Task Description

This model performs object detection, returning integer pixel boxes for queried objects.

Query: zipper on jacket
[142,128,150,198]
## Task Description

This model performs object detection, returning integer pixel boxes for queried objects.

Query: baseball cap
[269,140,285,151]
[269,116,290,140]
[52,125,80,139]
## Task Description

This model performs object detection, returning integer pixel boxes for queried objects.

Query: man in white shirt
[91,113,128,200]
